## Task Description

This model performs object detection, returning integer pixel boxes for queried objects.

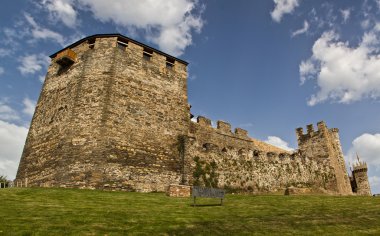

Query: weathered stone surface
[284,187,312,195]
[167,184,191,197]
[14,34,370,195]
[350,159,371,196]
[184,120,338,194]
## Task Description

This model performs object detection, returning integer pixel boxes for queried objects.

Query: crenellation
[15,34,369,195]
[235,128,248,138]
[330,128,339,133]
[296,127,304,138]
[217,120,232,133]
[306,124,314,135]
[317,121,327,132]
[197,116,212,127]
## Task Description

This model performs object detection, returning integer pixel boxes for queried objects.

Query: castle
[15,34,371,195]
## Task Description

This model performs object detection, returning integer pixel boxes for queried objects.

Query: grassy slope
[0,188,379,235]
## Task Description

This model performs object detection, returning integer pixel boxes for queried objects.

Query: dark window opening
[143,48,153,61]
[166,57,175,69]
[117,37,128,50]
[55,48,76,75]
[88,38,96,49]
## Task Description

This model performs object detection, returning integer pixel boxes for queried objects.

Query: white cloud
[74,0,204,56]
[340,9,351,23]
[22,98,36,116]
[24,13,65,45]
[346,133,380,170]
[42,0,78,28]
[361,19,371,29]
[299,60,316,84]
[271,0,300,23]
[300,29,380,106]
[0,99,20,122]
[0,48,12,57]
[291,20,309,37]
[0,67,4,75]
[264,136,294,151]
[0,120,28,180]
[18,54,50,75]
[346,133,380,194]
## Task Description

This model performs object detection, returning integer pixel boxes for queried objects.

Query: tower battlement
[295,121,338,142]
[353,161,368,172]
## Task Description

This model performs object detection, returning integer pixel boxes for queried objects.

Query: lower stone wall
[184,122,339,194]
[166,184,191,197]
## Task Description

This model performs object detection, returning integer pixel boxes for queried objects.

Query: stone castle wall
[183,117,338,193]
[15,34,362,195]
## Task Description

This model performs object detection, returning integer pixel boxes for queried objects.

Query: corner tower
[15,34,190,191]
[351,155,372,196]
[296,121,352,195]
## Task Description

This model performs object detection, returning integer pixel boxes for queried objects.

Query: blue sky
[0,0,379,193]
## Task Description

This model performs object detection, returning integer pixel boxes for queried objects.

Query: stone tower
[351,154,372,196]
[295,121,352,195]
[15,34,190,191]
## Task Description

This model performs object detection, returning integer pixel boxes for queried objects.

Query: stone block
[166,184,191,197]
[284,187,312,195]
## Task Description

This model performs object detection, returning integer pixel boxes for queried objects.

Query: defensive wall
[184,117,342,194]
[15,34,370,195]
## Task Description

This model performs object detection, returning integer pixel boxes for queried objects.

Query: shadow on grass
[190,203,223,207]
[164,220,254,235]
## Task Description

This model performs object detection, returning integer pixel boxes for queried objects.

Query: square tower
[15,34,190,191]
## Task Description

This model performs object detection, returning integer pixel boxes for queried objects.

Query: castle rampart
[15,34,369,195]
[183,117,340,193]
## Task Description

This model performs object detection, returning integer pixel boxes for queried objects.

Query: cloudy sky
[0,0,379,193]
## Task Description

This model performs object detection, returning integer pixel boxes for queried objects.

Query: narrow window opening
[166,57,175,69]
[143,48,153,61]
[117,37,128,51]
[55,48,76,75]
[253,150,259,157]
[88,38,96,49]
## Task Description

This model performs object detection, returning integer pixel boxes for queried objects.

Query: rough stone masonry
[15,34,371,195]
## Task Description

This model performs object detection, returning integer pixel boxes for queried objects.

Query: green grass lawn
[0,188,379,235]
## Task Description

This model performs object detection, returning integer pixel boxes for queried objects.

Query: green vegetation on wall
[193,156,218,188]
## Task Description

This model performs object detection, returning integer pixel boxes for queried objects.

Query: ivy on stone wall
[192,156,218,188]
[177,135,187,185]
